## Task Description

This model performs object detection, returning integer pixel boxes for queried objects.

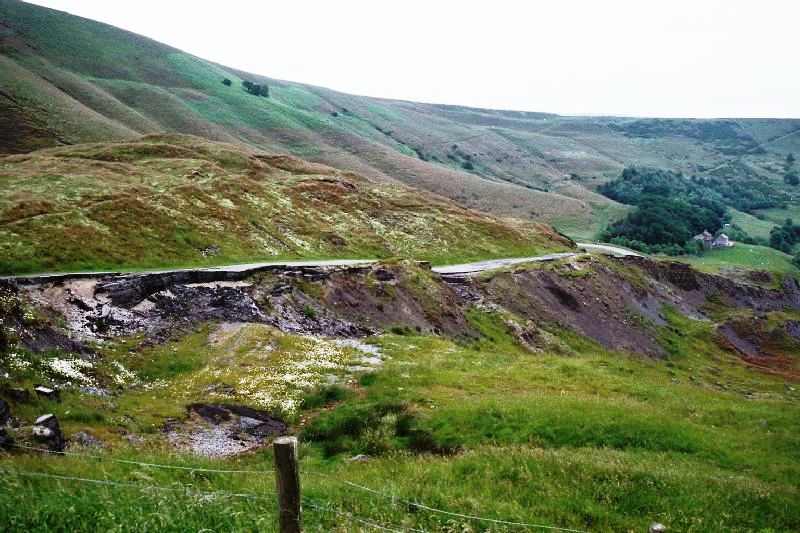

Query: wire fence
[3,442,592,532]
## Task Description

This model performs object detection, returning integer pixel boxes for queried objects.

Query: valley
[1,1,799,531]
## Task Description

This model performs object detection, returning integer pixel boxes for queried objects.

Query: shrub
[302,305,317,320]
[221,78,232,86]
[300,385,353,409]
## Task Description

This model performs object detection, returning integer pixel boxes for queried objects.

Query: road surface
[3,243,639,281]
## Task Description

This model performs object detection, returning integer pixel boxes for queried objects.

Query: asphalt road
[3,243,639,281]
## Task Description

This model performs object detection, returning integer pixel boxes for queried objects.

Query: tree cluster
[784,153,798,186]
[602,194,722,255]
[599,166,784,214]
[242,80,269,97]
[769,219,800,254]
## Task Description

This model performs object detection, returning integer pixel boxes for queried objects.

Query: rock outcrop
[32,414,65,452]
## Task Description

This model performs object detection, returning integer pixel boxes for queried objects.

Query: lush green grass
[2,304,798,531]
[676,243,799,277]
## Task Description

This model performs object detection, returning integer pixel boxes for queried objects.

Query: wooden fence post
[274,436,302,533]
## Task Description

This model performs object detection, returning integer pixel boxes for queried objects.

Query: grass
[676,243,799,277]
[0,134,571,275]
[2,299,798,531]
[728,208,776,240]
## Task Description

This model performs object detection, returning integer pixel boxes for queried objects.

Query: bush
[241,80,269,97]
[300,385,353,409]
[221,78,232,86]
[302,305,317,320]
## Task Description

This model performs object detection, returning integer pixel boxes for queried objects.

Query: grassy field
[755,204,800,226]
[728,208,776,241]
[1,303,798,531]
[0,135,571,275]
[677,243,799,277]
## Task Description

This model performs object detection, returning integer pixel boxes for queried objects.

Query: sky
[26,0,800,118]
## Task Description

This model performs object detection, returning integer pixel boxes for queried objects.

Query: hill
[2,0,799,239]
[0,133,571,274]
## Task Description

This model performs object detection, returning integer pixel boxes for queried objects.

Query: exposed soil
[8,255,800,366]
[716,316,800,381]
[470,257,800,357]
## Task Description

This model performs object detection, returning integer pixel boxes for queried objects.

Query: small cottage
[693,230,733,249]
[714,233,732,248]
[693,230,714,250]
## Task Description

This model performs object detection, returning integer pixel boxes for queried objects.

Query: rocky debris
[715,316,800,380]
[0,427,12,450]
[32,413,65,452]
[270,283,293,296]
[1,385,30,403]
[0,399,9,426]
[265,292,370,337]
[165,403,289,457]
[374,267,395,282]
[123,434,144,446]
[71,431,104,449]
[630,257,800,312]
[199,245,221,257]
[0,399,11,449]
[79,386,113,397]
[9,255,800,363]
[34,385,60,402]
[0,279,93,355]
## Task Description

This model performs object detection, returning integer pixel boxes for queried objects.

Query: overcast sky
[27,0,800,118]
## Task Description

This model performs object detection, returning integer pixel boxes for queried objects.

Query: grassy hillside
[0,134,571,274]
[1,257,798,531]
[678,243,799,277]
[2,0,799,239]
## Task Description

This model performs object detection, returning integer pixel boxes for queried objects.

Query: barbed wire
[0,466,411,531]
[12,443,274,475]
[0,467,274,500]
[303,470,590,533]
[302,495,411,533]
[8,443,588,531]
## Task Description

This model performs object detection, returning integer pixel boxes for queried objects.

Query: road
[3,243,639,281]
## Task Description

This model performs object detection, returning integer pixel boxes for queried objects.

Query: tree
[784,170,799,186]
[222,78,232,86]
[787,153,796,165]
[242,80,269,97]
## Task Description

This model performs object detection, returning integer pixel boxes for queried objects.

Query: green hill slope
[1,0,799,239]
[0,133,571,274]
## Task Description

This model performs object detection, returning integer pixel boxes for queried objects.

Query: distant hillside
[1,0,799,239]
[0,134,571,274]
